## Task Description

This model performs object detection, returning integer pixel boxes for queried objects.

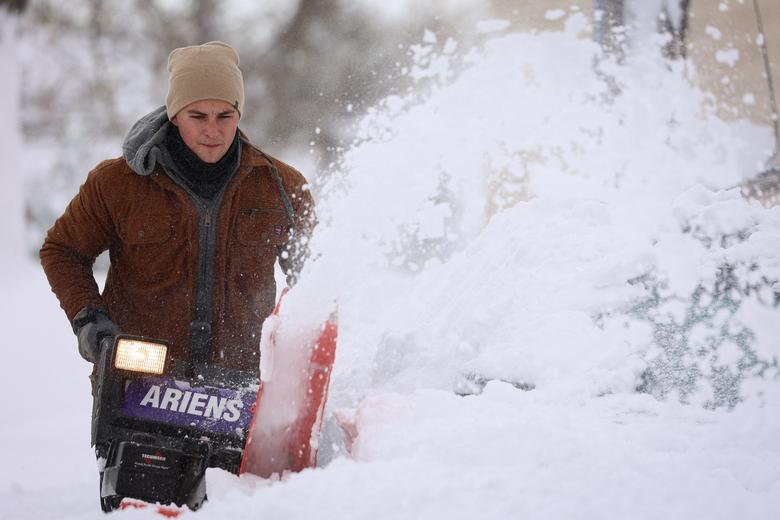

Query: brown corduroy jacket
[40,141,314,373]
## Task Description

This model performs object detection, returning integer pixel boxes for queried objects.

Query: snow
[716,48,740,67]
[706,25,723,41]
[3,12,780,520]
[475,19,511,34]
[544,9,567,21]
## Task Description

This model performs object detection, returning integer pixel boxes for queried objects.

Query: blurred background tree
[0,0,26,256]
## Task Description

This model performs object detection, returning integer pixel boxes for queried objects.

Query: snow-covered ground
[3,11,780,520]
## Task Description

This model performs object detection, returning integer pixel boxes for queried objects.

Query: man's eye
[219,114,234,119]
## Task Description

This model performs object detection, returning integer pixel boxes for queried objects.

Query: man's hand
[72,306,120,363]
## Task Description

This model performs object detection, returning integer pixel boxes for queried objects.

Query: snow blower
[91,335,258,512]
[91,293,337,513]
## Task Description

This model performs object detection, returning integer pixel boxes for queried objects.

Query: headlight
[114,338,167,375]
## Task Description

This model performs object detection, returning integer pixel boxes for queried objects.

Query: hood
[121,105,171,176]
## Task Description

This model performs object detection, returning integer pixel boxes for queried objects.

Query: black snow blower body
[91,334,258,512]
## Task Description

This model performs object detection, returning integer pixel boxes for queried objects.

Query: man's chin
[197,148,226,163]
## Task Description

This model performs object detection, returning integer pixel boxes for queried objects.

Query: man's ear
[170,115,179,127]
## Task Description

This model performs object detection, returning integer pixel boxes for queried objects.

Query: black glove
[72,306,120,363]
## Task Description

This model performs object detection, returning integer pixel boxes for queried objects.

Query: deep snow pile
[296,13,779,409]
[274,12,780,518]
[2,11,779,520]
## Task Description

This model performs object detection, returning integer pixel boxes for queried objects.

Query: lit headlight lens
[114,338,167,374]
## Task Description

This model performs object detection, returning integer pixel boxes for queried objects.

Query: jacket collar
[122,106,273,176]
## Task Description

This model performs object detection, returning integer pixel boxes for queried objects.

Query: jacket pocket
[115,214,182,290]
[121,215,171,245]
[236,208,290,246]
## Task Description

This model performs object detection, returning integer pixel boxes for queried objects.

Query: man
[40,41,315,379]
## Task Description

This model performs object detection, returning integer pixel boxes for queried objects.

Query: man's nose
[204,118,220,136]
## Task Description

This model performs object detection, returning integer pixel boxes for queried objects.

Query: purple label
[122,377,257,436]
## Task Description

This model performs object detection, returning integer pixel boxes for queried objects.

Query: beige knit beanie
[166,41,245,120]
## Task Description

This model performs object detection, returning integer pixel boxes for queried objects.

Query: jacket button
[138,230,145,238]
[260,232,268,240]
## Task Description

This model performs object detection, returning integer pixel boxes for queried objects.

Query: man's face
[171,99,239,164]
